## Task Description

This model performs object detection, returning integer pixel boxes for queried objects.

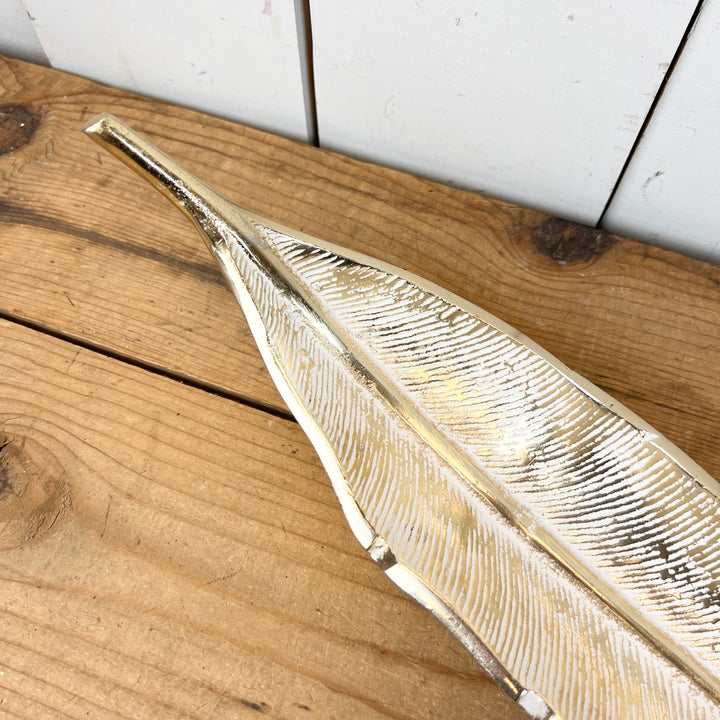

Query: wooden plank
[602,1,720,262]
[309,0,697,224]
[0,0,48,66]
[0,318,522,719]
[1,57,719,483]
[1,54,720,719]
[21,0,311,141]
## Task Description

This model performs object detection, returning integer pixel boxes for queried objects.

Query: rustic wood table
[0,56,718,719]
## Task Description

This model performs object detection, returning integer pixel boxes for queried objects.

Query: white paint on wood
[310,1,697,225]
[293,0,318,146]
[602,2,720,262]
[0,0,47,65]
[22,0,311,142]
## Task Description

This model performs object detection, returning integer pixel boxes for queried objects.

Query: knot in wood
[0,432,69,549]
[532,218,616,265]
[0,104,41,156]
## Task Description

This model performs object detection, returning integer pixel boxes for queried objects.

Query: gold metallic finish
[84,114,720,720]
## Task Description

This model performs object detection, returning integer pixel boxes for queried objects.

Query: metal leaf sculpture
[84,115,720,720]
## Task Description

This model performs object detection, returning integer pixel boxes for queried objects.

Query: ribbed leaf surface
[82,114,720,719]
[213,216,720,719]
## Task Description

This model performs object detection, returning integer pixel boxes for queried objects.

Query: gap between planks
[0,308,294,423]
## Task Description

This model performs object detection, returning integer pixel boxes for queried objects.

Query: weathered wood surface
[0,319,515,719]
[0,56,719,718]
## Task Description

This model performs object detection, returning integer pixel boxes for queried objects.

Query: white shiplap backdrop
[603,1,720,263]
[8,0,313,142]
[1,0,717,261]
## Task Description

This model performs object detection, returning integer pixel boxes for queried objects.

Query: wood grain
[0,56,719,718]
[0,318,522,719]
[1,58,719,482]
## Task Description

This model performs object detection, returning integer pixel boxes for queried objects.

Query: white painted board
[310,1,697,225]
[0,0,47,65]
[602,1,720,263]
[22,0,311,142]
